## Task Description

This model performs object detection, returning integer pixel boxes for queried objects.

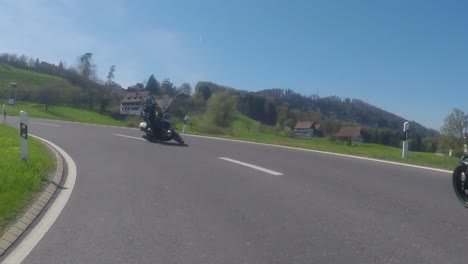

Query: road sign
[183,115,189,134]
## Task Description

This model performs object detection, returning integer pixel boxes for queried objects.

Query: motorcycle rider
[142,97,163,138]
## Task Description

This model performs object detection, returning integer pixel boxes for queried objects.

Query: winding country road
[2,117,468,264]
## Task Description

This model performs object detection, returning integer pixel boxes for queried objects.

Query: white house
[120,91,152,115]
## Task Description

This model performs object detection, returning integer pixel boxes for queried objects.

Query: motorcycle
[452,155,468,207]
[139,111,185,145]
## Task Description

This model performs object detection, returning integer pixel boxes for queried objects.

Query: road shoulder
[0,138,64,257]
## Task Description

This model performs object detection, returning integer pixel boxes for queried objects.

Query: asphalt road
[3,117,468,264]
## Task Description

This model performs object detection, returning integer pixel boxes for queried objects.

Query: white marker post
[2,104,6,124]
[402,121,410,159]
[20,111,29,161]
[183,115,189,134]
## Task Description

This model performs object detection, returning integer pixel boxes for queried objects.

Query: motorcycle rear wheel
[452,165,468,208]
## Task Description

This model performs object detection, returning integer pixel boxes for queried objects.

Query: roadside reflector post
[2,104,6,124]
[402,121,410,159]
[183,115,189,134]
[20,111,29,161]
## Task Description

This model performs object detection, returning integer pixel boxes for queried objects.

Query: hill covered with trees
[0,52,125,113]
[187,81,439,152]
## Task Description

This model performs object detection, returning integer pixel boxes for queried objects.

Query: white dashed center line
[219,157,283,176]
[31,122,61,127]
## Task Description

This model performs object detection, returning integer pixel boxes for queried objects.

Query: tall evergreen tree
[145,74,160,95]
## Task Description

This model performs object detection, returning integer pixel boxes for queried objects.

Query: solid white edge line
[114,133,146,141]
[28,118,137,130]
[31,122,61,127]
[187,134,452,174]
[2,135,77,264]
[219,157,283,176]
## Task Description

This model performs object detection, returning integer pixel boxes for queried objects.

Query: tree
[245,120,252,132]
[195,84,212,101]
[145,74,160,95]
[206,92,236,127]
[97,84,111,114]
[422,137,437,153]
[283,118,296,130]
[97,65,117,114]
[178,83,192,95]
[78,52,95,80]
[107,65,116,84]
[282,127,293,137]
[441,108,468,138]
[438,135,464,156]
[136,83,144,90]
[38,85,61,111]
[161,78,176,96]
[28,58,36,68]
[263,101,277,125]
[77,52,97,109]
[276,103,289,128]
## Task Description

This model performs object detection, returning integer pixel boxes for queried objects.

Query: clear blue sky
[1,0,467,130]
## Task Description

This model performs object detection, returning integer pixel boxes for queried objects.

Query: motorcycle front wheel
[452,164,468,208]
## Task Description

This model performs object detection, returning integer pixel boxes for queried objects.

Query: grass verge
[0,100,128,127]
[0,124,55,235]
[177,112,460,171]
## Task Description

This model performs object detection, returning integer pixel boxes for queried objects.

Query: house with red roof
[294,121,321,137]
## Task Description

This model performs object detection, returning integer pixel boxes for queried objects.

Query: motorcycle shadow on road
[158,141,189,147]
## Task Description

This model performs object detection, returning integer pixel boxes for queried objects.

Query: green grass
[177,112,460,171]
[0,100,129,126]
[0,64,80,96]
[0,124,55,235]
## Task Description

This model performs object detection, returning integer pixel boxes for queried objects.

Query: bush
[109,112,127,121]
[124,116,141,128]
[206,92,236,127]
[280,127,293,137]
[273,124,282,135]
[188,116,200,130]
[448,148,466,158]
[256,122,265,133]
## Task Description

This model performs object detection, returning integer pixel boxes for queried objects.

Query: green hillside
[0,100,133,126]
[176,111,458,170]
[0,64,80,97]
